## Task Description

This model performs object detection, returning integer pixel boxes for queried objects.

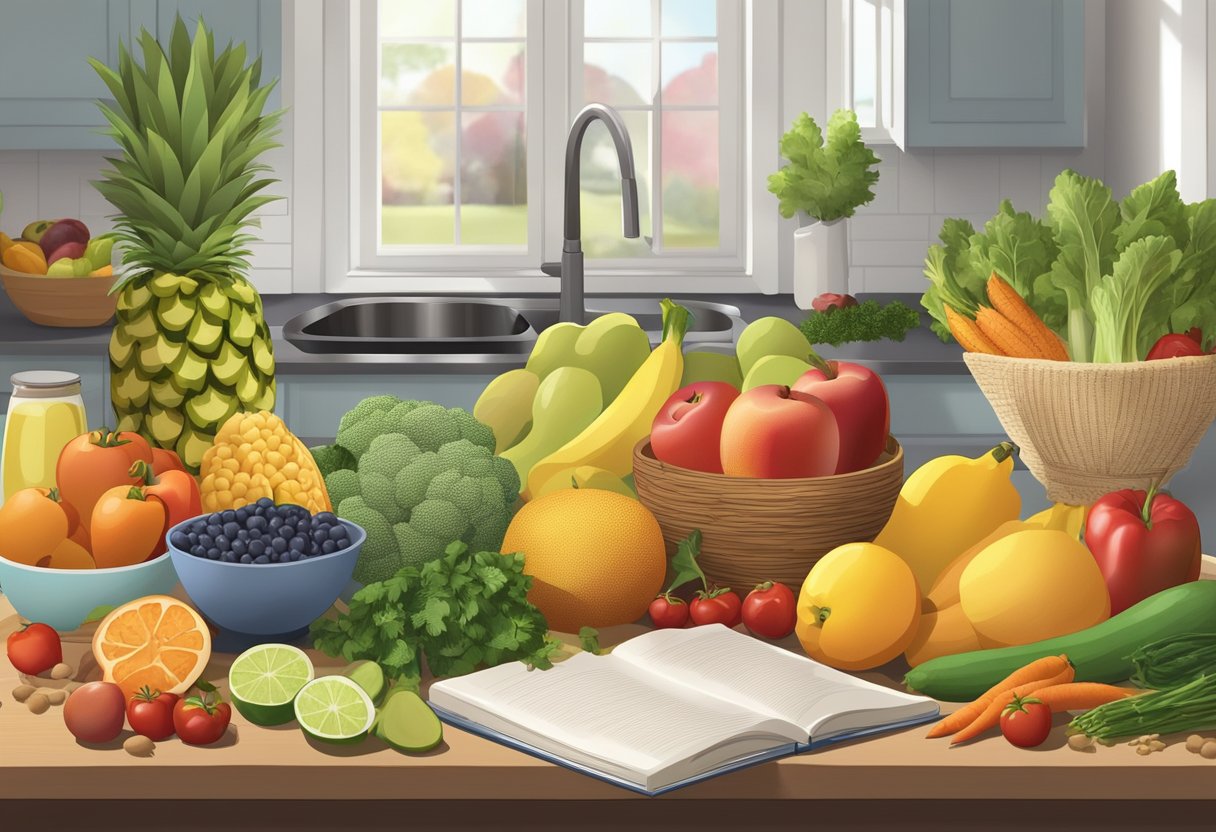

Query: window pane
[585,0,652,38]
[380,43,456,106]
[852,0,877,127]
[381,111,457,245]
[462,0,525,38]
[460,112,527,245]
[662,110,718,249]
[661,0,716,37]
[584,43,653,105]
[661,42,716,104]
[580,111,653,257]
[380,0,455,38]
[462,42,525,106]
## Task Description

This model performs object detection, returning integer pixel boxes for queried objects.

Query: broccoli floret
[340,496,402,585]
[336,408,397,459]
[310,444,357,478]
[449,407,496,450]
[394,452,448,511]
[325,469,361,507]
[396,403,461,451]
[359,471,407,525]
[409,499,468,542]
[358,433,423,479]
[392,522,451,569]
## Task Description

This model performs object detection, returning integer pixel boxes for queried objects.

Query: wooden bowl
[632,436,904,591]
[0,265,117,327]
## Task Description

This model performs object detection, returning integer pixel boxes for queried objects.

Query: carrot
[926,654,1070,738]
[1031,683,1141,713]
[974,306,1044,358]
[945,305,1003,354]
[985,273,1070,361]
[950,664,1076,746]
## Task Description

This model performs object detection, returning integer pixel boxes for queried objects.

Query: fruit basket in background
[632,436,904,590]
[965,353,1216,505]
[0,264,118,328]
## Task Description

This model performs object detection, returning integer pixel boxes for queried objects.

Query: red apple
[46,241,86,265]
[650,382,739,473]
[792,357,890,474]
[38,219,90,259]
[719,385,839,478]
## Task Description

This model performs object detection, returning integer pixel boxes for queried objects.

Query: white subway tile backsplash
[862,266,927,292]
[897,150,935,213]
[851,240,930,268]
[998,154,1043,214]
[867,147,900,213]
[850,214,929,241]
[933,152,1001,215]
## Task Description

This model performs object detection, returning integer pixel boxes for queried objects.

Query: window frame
[315,0,781,294]
[841,0,905,147]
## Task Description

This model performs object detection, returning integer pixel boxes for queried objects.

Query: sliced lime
[342,660,386,706]
[228,643,315,726]
[294,676,376,744]
[375,688,444,753]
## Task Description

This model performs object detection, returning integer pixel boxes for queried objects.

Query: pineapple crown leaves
[766,109,881,223]
[89,16,284,286]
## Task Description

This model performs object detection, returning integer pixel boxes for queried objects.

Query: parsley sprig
[311,541,560,689]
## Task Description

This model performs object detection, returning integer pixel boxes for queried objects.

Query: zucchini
[904,581,1216,701]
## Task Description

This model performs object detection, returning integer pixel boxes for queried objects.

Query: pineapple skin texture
[108,271,277,473]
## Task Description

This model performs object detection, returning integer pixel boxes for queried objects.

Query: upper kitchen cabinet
[904,0,1085,147]
[0,0,280,151]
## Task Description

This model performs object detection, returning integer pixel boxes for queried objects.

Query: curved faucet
[551,103,641,324]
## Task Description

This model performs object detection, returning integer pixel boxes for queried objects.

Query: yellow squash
[523,300,691,499]
[873,442,1021,590]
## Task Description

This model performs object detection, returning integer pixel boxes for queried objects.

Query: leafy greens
[921,169,1216,362]
[767,110,880,222]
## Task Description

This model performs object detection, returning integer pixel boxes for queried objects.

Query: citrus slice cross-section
[228,643,315,726]
[92,595,212,700]
[294,676,375,744]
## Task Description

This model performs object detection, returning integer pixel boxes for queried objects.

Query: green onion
[1129,632,1216,689]
[1069,675,1216,740]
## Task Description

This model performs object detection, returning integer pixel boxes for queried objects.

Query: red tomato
[649,593,690,629]
[1000,695,1052,748]
[741,581,797,639]
[56,428,153,548]
[127,687,180,741]
[650,382,739,474]
[1145,332,1208,360]
[150,447,187,475]
[689,589,742,628]
[6,622,63,676]
[173,681,232,746]
[792,360,890,474]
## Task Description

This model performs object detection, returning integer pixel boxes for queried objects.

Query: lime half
[294,676,376,744]
[228,644,315,726]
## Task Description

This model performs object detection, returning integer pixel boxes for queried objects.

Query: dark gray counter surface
[0,290,966,375]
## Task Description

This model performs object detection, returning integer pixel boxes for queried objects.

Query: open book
[428,624,938,795]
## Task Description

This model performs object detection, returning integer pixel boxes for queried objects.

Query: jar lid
[10,370,82,388]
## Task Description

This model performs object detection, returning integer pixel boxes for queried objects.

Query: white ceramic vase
[793,216,849,309]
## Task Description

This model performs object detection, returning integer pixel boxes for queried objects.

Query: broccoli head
[310,443,357,478]
[327,396,518,583]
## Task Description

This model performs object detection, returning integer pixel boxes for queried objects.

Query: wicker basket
[632,436,904,591]
[0,265,117,328]
[965,353,1216,505]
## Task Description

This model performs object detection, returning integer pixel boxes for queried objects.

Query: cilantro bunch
[767,109,880,223]
[311,541,559,690]
[800,300,921,347]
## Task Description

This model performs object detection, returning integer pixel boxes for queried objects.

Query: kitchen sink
[282,296,744,355]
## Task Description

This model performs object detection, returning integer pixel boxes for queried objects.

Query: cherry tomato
[689,589,742,628]
[6,622,63,676]
[741,581,797,639]
[1000,694,1052,748]
[173,681,232,746]
[649,593,689,629]
[126,686,180,741]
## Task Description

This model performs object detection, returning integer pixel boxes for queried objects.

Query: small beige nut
[49,663,72,680]
[42,689,66,706]
[123,735,155,757]
[1067,734,1093,751]
[1149,740,1167,751]
[1200,741,1216,760]
[1097,737,1117,746]
[12,684,36,703]
[1135,745,1153,756]
[26,693,50,715]
[1186,735,1206,753]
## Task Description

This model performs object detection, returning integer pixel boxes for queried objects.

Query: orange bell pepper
[0,487,71,565]
[90,485,166,569]
[129,460,201,555]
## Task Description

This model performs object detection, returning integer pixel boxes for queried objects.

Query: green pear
[45,258,78,277]
[568,312,651,405]
[736,317,812,377]
[85,237,114,270]
[500,367,603,493]
[474,368,540,453]
[526,322,582,381]
[681,351,743,389]
[742,354,813,391]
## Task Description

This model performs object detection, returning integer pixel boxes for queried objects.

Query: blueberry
[321,539,337,555]
[248,539,266,557]
[191,546,205,558]
[257,497,275,509]
[288,536,306,552]
[335,536,350,550]
[187,531,199,545]
[315,512,337,525]
[268,515,283,530]
[206,548,221,560]
[272,537,288,555]
[253,555,270,565]
[214,535,230,550]
[327,525,347,542]
[170,531,190,550]
[310,528,327,544]
[222,521,239,539]
[247,516,267,532]
[222,552,237,563]
[198,534,213,549]
[231,539,247,557]
[221,510,237,523]
[190,519,206,534]
[280,524,295,539]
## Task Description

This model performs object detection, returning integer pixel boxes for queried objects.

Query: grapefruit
[92,595,212,700]
[502,489,667,633]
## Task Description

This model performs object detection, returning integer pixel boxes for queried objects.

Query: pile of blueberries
[172,498,351,564]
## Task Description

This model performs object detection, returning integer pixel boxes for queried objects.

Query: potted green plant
[767,109,880,308]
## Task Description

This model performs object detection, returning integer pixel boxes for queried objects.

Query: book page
[428,651,802,786]
[612,625,936,740]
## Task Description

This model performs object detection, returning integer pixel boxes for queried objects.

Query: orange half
[92,595,212,700]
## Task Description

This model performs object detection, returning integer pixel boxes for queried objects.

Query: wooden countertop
[3,563,1216,803]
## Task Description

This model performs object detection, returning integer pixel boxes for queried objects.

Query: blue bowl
[167,517,365,644]
[0,552,179,632]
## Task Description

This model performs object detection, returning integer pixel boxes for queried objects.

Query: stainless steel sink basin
[282,296,744,355]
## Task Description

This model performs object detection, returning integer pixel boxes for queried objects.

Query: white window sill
[328,270,770,295]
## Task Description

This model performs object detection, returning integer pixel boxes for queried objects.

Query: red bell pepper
[1146,328,1213,360]
[129,459,202,556]
[1084,484,1202,615]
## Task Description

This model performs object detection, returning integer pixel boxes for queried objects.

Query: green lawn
[381,193,717,252]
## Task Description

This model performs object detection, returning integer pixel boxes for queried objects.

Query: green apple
[681,351,744,389]
[735,316,813,377]
[21,220,54,243]
[70,256,94,276]
[84,237,114,270]
[45,258,78,277]
[742,354,813,391]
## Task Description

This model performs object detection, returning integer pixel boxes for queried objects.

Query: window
[325,0,766,290]
[845,0,902,145]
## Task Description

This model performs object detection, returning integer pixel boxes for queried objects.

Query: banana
[523,300,692,499]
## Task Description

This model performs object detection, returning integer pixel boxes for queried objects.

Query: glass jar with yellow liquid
[1,371,88,501]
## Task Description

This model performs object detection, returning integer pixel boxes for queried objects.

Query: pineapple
[90,17,281,472]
